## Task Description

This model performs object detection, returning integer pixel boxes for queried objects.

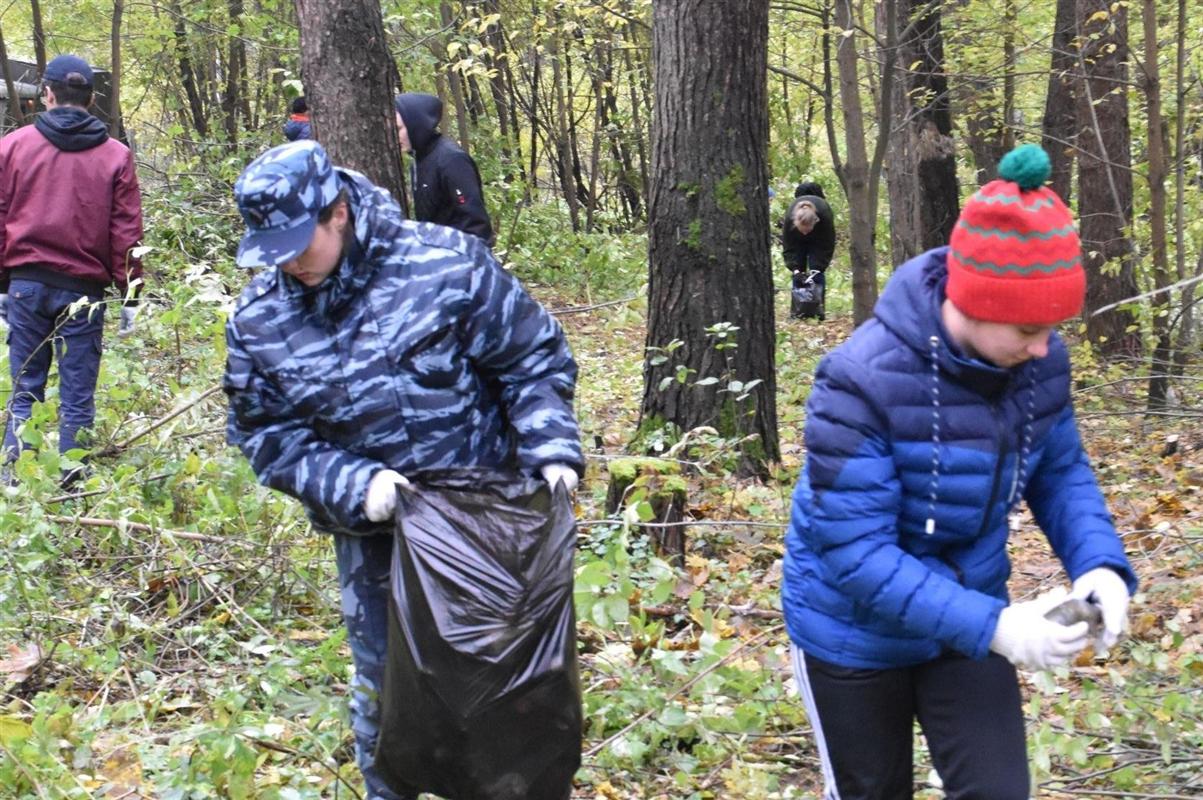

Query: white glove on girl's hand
[990,588,1091,671]
[0,293,8,326]
[364,469,410,522]
[1069,567,1130,651]
[540,463,579,493]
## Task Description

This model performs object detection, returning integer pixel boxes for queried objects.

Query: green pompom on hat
[946,143,1084,325]
[997,144,1051,191]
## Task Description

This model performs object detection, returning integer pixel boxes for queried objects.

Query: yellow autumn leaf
[100,746,143,790]
[594,780,624,800]
[0,715,32,746]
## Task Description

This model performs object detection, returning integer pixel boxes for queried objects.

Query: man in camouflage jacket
[224,140,583,800]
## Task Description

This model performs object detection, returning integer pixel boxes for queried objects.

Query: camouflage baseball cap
[234,140,341,268]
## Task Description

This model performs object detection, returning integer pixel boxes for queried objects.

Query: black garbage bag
[790,270,824,320]
[375,468,581,800]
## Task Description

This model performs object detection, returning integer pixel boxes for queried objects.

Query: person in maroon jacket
[0,54,144,483]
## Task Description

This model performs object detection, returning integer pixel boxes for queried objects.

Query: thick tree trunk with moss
[294,0,407,209]
[605,458,687,564]
[640,0,778,476]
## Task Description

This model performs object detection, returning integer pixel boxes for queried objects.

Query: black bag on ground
[375,468,581,800]
[790,270,824,320]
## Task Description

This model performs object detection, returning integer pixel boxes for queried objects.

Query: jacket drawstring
[1008,369,1038,505]
[926,335,941,535]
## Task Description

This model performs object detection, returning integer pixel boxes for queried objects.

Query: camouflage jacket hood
[223,169,583,535]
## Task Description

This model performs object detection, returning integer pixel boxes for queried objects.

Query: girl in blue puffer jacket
[781,145,1137,799]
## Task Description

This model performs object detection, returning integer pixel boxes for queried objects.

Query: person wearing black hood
[782,182,835,320]
[0,54,144,481]
[393,92,493,245]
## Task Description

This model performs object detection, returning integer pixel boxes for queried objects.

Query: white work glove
[1069,567,1130,652]
[990,587,1091,671]
[540,462,579,493]
[363,469,410,522]
[0,293,8,327]
[118,306,138,337]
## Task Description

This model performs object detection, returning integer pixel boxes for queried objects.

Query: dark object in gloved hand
[376,468,581,800]
[1043,597,1104,638]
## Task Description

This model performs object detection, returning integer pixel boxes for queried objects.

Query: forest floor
[0,269,1200,799]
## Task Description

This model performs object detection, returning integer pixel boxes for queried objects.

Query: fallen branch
[640,602,783,621]
[1090,271,1203,316]
[1043,790,1202,800]
[550,295,639,316]
[240,734,364,800]
[578,518,787,530]
[47,514,238,546]
[95,385,223,457]
[44,471,174,505]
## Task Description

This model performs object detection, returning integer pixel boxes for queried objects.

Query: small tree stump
[605,457,688,564]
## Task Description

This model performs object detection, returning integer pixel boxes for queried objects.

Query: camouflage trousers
[333,532,417,800]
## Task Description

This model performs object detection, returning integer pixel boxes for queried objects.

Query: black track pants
[792,646,1031,800]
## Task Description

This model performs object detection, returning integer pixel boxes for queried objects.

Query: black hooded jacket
[393,93,493,245]
[34,107,109,152]
[782,195,836,273]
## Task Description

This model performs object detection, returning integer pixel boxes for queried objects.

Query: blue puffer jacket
[782,248,1137,669]
[224,169,582,535]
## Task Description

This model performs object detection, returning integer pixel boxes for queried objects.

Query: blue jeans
[333,532,416,800]
[4,279,105,460]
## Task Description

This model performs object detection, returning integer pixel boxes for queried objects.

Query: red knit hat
[946,144,1084,325]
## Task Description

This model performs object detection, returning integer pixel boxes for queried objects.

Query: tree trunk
[958,76,1006,185]
[440,1,472,154]
[294,0,408,210]
[1171,0,1194,379]
[1142,0,1170,409]
[109,0,124,139]
[171,0,208,137]
[479,1,519,173]
[600,39,643,223]
[836,0,895,324]
[885,0,959,266]
[564,48,590,213]
[0,23,23,128]
[642,0,778,476]
[622,15,651,210]
[549,25,580,231]
[1001,0,1016,151]
[1075,0,1139,356]
[237,6,251,126]
[822,1,845,193]
[585,45,605,232]
[223,0,246,143]
[1042,0,1077,201]
[30,0,46,74]
[526,25,540,204]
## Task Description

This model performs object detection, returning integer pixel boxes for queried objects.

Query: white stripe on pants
[791,644,842,800]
